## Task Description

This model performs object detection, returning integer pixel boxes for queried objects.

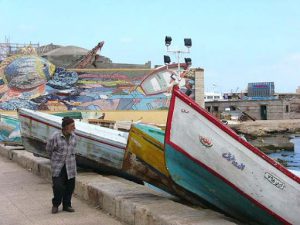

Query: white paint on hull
[18,108,128,169]
[170,97,300,225]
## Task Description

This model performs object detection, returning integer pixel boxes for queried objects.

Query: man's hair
[62,117,74,128]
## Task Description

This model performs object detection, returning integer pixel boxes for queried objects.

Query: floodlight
[184,58,192,66]
[165,36,172,46]
[164,55,171,64]
[184,38,192,48]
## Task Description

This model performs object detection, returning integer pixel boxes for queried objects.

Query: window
[285,105,289,113]
[213,106,219,112]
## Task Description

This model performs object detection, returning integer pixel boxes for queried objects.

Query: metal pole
[177,51,180,78]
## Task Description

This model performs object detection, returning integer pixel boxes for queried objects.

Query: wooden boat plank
[124,124,168,176]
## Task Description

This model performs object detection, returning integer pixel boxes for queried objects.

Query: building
[204,92,223,102]
[0,42,40,61]
[194,68,205,107]
[205,82,300,120]
[205,97,297,120]
[247,82,274,97]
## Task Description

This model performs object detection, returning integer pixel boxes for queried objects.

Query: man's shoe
[52,206,58,214]
[63,206,75,212]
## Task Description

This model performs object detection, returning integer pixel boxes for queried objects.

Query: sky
[0,0,299,93]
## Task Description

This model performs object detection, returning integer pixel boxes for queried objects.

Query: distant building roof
[204,92,223,102]
[43,46,89,56]
[37,43,61,55]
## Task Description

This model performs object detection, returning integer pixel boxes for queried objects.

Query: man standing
[46,117,77,214]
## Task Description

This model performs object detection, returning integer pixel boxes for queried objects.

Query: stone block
[0,144,10,158]
[115,196,135,225]
[102,190,116,216]
[38,161,52,181]
[75,178,90,201]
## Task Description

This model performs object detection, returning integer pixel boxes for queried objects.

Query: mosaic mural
[0,55,195,111]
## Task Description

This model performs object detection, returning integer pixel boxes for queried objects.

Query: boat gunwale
[18,111,126,150]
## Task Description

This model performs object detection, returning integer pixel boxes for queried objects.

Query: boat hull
[123,124,214,207]
[123,124,170,190]
[165,87,300,225]
[124,124,168,176]
[18,109,128,170]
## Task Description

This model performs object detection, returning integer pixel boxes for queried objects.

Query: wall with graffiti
[0,55,195,111]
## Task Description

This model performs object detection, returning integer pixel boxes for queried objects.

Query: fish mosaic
[0,57,195,111]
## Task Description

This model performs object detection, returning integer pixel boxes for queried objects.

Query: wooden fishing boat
[18,108,132,177]
[164,86,300,225]
[17,108,163,184]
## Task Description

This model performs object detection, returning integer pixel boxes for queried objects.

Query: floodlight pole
[164,36,192,84]
[166,46,190,79]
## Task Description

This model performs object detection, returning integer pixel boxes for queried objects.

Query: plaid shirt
[46,131,77,179]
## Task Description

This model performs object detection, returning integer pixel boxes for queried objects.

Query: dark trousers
[52,165,75,208]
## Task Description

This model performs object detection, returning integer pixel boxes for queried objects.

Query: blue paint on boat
[0,114,22,144]
[165,143,282,225]
[134,124,165,144]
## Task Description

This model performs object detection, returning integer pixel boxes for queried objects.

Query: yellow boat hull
[125,125,169,177]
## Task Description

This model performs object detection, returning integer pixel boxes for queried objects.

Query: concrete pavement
[0,144,239,225]
[0,152,123,225]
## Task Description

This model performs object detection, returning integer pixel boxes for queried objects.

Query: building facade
[205,93,300,120]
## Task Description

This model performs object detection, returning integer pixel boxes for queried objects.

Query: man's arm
[46,135,54,159]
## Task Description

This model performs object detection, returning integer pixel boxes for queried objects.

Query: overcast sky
[1,0,299,93]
